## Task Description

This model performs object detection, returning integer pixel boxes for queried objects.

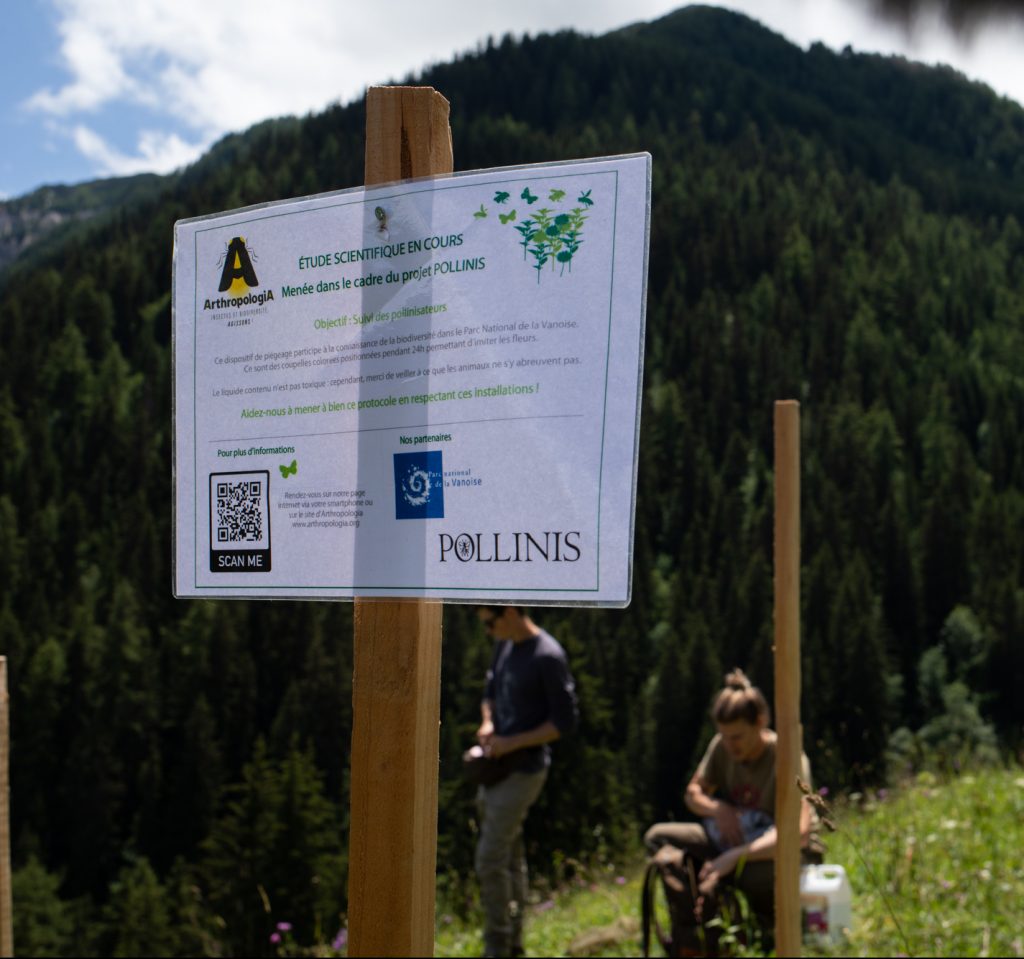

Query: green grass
[433,766,1024,958]
[435,859,646,958]
[811,767,1024,958]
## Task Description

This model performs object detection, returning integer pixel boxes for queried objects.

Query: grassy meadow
[431,766,1024,958]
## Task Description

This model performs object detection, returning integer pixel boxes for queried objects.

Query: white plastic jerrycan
[800,864,853,944]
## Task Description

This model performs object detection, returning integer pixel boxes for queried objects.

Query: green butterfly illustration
[493,191,510,204]
[520,187,538,204]
[498,209,517,224]
[577,189,594,207]
[548,188,566,202]
[279,459,297,478]
[473,204,488,219]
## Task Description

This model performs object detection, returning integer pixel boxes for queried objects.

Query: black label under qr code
[209,471,272,572]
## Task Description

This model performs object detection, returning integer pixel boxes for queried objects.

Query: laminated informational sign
[173,153,650,605]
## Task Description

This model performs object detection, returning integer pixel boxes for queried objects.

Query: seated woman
[644,668,823,923]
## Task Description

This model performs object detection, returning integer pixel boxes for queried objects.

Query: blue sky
[3,0,1024,201]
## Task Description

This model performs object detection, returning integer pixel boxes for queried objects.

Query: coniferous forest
[1,6,1023,955]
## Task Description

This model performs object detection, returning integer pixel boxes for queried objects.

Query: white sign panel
[173,154,650,605]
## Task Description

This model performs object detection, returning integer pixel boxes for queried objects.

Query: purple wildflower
[276,921,292,933]
[615,876,627,885]
[332,928,348,950]
[270,932,281,944]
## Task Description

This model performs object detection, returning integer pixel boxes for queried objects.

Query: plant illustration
[476,182,595,283]
[473,204,488,219]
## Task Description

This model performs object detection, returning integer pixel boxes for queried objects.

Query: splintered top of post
[365,86,453,186]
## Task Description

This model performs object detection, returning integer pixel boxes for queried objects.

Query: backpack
[641,847,743,958]
[641,845,705,957]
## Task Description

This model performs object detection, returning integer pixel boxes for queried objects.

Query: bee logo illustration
[217,237,259,297]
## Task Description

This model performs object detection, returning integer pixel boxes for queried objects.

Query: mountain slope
[1,7,1022,956]
[0,173,165,275]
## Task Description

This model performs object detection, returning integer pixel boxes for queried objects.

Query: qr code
[215,479,264,542]
[208,471,271,572]
[209,471,270,551]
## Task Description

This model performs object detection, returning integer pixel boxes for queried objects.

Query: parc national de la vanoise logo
[204,236,275,311]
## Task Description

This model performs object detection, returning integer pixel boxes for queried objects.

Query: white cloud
[72,124,208,177]
[26,12,134,115]
[29,0,354,135]
[20,0,1024,187]
[26,0,692,142]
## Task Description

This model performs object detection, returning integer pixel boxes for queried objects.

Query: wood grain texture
[347,85,451,958]
[364,86,453,186]
[348,600,443,956]
[773,401,802,958]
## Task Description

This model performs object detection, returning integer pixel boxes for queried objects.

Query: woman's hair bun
[724,668,751,691]
[712,668,768,725]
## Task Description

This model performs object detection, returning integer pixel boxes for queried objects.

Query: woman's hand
[698,847,742,896]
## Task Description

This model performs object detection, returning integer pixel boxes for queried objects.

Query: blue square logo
[394,450,445,519]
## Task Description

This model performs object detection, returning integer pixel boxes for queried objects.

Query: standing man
[474,606,578,959]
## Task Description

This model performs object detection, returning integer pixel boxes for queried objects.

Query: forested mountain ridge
[1,6,1022,955]
[0,173,165,276]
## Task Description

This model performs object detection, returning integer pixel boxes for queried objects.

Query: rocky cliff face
[0,174,164,275]
[0,201,86,272]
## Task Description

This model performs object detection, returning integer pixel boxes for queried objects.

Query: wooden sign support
[346,87,452,958]
[773,401,802,958]
[0,657,11,958]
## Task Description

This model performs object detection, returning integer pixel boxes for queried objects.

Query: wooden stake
[0,657,11,959]
[774,401,802,958]
[346,86,452,959]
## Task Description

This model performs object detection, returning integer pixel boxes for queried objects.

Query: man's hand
[478,718,559,758]
[484,735,513,759]
[712,801,744,848]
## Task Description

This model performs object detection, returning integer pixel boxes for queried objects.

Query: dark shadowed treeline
[1,7,1022,955]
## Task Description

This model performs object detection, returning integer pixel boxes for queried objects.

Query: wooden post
[346,86,452,959]
[773,401,802,958]
[0,657,11,959]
